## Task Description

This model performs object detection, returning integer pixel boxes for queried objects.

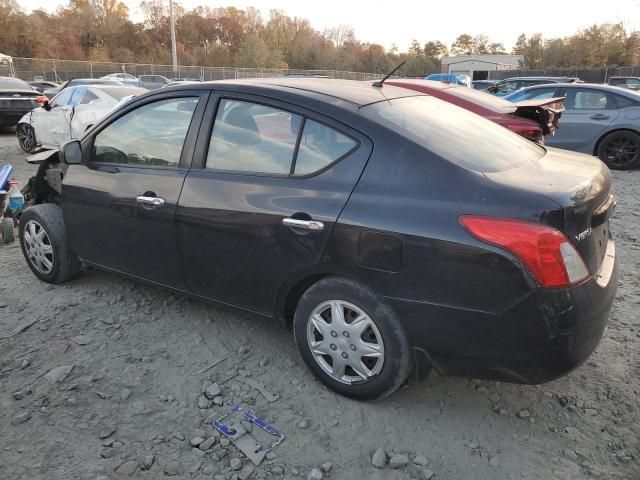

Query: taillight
[34,96,47,105]
[505,123,544,144]
[459,216,589,288]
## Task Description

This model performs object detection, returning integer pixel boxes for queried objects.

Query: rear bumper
[0,109,33,127]
[387,241,619,384]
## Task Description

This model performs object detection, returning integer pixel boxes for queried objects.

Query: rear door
[549,87,619,151]
[176,94,372,315]
[62,90,208,288]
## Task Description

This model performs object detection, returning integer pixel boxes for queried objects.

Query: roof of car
[167,78,423,107]
[502,76,578,81]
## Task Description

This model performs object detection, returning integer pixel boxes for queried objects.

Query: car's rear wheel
[293,277,412,400]
[597,130,640,170]
[17,123,37,153]
[19,204,80,283]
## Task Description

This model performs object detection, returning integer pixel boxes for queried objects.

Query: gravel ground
[0,129,639,480]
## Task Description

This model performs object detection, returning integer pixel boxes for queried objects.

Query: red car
[387,79,564,144]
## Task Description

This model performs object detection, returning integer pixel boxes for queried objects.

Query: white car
[101,73,140,86]
[17,84,146,152]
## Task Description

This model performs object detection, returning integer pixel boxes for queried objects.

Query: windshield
[362,95,545,173]
[100,87,146,100]
[504,89,530,102]
[0,77,32,90]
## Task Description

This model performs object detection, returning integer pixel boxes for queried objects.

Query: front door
[548,87,619,151]
[176,95,372,314]
[34,88,74,147]
[61,92,207,288]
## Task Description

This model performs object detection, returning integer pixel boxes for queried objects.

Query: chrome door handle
[136,195,165,208]
[282,217,325,231]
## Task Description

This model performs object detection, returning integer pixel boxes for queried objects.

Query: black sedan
[17,79,618,400]
[0,76,46,128]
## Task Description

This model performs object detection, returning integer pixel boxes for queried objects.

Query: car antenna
[372,61,406,88]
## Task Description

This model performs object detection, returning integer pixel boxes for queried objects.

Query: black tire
[293,276,412,400]
[19,204,80,283]
[2,217,15,243]
[16,123,37,153]
[597,130,640,170]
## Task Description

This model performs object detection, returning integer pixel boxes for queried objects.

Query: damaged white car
[17,84,146,153]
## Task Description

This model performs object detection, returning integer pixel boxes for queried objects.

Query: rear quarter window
[362,96,545,173]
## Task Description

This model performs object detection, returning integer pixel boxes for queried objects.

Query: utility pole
[169,0,177,76]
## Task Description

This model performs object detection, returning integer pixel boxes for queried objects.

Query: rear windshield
[0,77,32,90]
[362,95,545,173]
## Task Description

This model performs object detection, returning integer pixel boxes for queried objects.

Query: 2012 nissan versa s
[18,78,618,400]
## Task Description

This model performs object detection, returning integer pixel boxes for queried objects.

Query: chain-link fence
[488,67,640,83]
[10,57,385,83]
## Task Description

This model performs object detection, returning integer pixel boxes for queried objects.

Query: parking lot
[0,128,639,480]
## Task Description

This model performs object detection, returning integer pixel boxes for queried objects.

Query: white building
[440,54,523,81]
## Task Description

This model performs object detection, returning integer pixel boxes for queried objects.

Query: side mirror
[60,140,83,165]
[43,100,51,111]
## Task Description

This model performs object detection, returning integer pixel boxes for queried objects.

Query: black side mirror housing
[60,140,83,165]
[43,100,51,111]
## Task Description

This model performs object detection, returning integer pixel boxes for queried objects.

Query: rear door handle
[136,195,165,209]
[590,114,610,120]
[282,217,324,231]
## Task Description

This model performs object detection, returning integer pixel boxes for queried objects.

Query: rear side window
[294,120,357,175]
[613,94,639,108]
[363,95,545,173]
[92,97,198,167]
[207,99,301,174]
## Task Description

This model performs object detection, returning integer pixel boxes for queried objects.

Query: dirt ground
[0,129,638,480]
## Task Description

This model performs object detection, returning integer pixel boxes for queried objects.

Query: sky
[17,0,640,51]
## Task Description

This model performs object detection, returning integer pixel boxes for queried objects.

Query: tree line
[1,0,639,75]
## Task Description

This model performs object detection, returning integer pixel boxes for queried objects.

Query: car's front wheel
[19,204,80,283]
[293,277,412,400]
[597,130,640,170]
[16,123,37,153]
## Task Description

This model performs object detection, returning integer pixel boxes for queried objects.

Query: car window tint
[363,96,545,173]
[566,90,611,109]
[294,120,357,175]
[207,99,301,175]
[92,97,198,167]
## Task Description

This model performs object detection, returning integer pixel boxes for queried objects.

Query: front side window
[207,99,302,174]
[92,97,198,167]
[294,120,357,175]
[51,88,73,108]
[566,89,612,110]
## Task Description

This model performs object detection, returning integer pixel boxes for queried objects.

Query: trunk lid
[512,97,565,136]
[0,89,43,109]
[484,147,613,274]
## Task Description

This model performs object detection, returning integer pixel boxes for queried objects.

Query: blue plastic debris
[213,404,284,465]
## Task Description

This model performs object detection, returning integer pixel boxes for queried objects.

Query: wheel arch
[593,127,640,156]
[276,266,375,329]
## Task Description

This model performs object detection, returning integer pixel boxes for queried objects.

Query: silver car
[505,83,640,169]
